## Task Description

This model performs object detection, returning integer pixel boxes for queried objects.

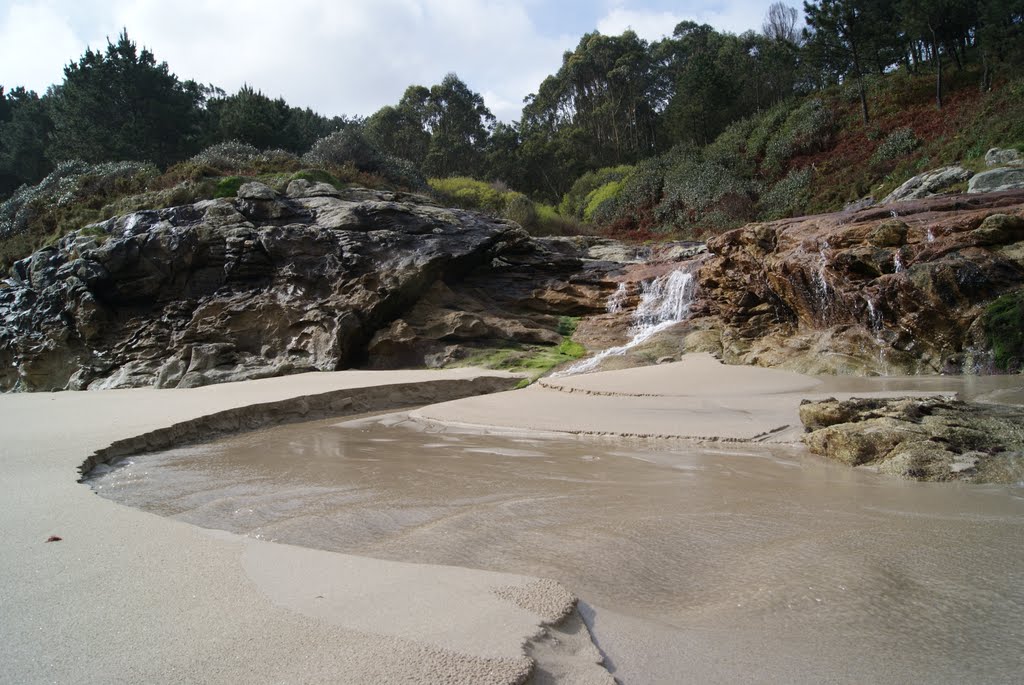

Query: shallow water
[91,405,1024,684]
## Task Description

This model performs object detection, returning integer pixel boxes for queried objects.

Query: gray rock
[985,147,1023,167]
[882,166,972,204]
[237,182,277,201]
[286,179,342,199]
[0,189,629,391]
[968,167,1024,194]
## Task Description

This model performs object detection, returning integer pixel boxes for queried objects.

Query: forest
[1,0,1023,267]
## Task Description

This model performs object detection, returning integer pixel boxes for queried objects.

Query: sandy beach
[3,356,1023,683]
[0,368,612,685]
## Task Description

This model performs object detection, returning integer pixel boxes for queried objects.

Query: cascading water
[864,296,890,372]
[555,262,700,376]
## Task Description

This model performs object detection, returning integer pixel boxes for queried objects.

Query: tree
[803,1,895,123]
[422,74,494,178]
[0,87,53,196]
[364,85,432,168]
[47,30,203,166]
[764,2,803,44]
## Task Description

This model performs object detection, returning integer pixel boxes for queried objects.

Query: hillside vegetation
[2,3,1023,269]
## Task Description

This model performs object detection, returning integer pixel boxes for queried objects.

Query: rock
[0,189,635,391]
[800,396,1024,483]
[692,192,1024,375]
[868,219,908,247]
[844,196,875,212]
[286,179,342,199]
[237,182,277,201]
[969,167,1024,194]
[881,166,972,204]
[985,147,1023,167]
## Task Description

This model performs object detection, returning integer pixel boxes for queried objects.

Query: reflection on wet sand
[91,399,1024,684]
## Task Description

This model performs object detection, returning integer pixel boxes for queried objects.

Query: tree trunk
[850,42,869,124]
[932,29,943,110]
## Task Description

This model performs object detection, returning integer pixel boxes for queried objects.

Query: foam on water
[557,263,700,376]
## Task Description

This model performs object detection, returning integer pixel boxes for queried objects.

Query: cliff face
[689,191,1024,374]
[0,182,623,391]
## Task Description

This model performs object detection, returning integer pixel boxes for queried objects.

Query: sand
[0,369,610,685]
[3,355,1021,683]
[413,353,964,442]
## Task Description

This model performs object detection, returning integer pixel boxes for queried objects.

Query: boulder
[969,167,1024,194]
[985,147,1023,167]
[800,396,1024,483]
[881,166,972,204]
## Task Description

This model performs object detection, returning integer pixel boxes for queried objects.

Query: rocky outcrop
[690,191,1024,374]
[985,147,1023,167]
[969,167,1024,194]
[881,166,973,204]
[799,396,1024,483]
[0,184,628,391]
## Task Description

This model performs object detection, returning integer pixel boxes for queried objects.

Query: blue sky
[0,0,793,122]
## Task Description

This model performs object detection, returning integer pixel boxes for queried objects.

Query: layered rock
[800,396,1024,483]
[689,191,1024,374]
[0,184,626,391]
[881,166,972,204]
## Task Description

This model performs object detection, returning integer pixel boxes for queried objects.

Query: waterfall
[555,263,700,376]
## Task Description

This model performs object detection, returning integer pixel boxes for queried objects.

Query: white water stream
[557,263,700,376]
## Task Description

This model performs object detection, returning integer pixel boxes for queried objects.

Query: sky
[0,0,792,122]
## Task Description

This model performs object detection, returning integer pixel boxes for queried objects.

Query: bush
[191,141,263,170]
[759,167,814,220]
[504,193,538,228]
[762,98,835,173]
[871,127,919,164]
[0,160,157,269]
[559,165,633,220]
[303,129,424,189]
[983,290,1024,371]
[583,180,623,222]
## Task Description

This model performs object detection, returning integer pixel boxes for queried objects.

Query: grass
[452,338,587,383]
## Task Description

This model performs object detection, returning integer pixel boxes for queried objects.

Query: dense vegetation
[2,2,1023,268]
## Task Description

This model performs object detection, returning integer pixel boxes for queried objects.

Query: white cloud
[1,1,785,120]
[597,2,779,41]
[99,0,571,122]
[0,2,83,94]
[597,9,684,41]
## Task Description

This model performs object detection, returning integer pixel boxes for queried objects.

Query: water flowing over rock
[689,191,1024,375]
[556,261,702,375]
[0,186,631,391]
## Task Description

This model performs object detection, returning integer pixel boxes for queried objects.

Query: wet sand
[0,369,616,685]
[89,356,1024,684]
[6,354,1024,683]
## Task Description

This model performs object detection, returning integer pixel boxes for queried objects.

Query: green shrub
[559,165,633,220]
[982,290,1024,371]
[429,177,506,213]
[214,176,245,198]
[504,192,538,228]
[763,98,835,173]
[583,180,623,222]
[760,167,814,220]
[872,127,919,164]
